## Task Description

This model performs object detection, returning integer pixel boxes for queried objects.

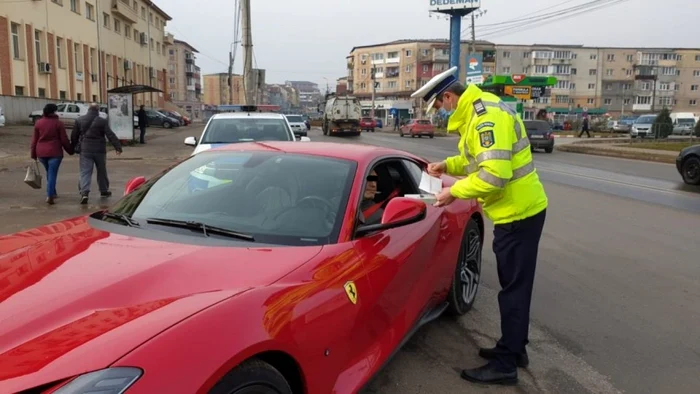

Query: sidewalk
[0,125,201,235]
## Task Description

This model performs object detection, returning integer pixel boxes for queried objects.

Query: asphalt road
[313,129,700,394]
[2,126,698,393]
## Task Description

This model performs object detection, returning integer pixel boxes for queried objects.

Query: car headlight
[54,367,142,393]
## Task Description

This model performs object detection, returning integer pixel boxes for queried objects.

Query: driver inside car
[360,170,384,225]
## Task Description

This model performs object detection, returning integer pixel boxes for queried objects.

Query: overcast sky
[159,0,699,89]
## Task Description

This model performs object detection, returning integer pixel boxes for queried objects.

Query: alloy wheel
[460,228,481,305]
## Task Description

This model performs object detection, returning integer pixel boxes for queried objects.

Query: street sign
[429,0,480,13]
[512,74,526,84]
[504,86,532,100]
[466,53,483,85]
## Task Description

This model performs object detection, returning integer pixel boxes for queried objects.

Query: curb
[555,144,677,164]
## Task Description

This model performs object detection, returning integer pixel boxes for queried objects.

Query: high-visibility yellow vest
[445,84,548,225]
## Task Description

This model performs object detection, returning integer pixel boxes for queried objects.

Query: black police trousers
[492,208,547,372]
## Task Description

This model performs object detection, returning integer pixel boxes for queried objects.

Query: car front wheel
[682,156,700,185]
[163,121,172,129]
[209,359,292,394]
[447,217,482,316]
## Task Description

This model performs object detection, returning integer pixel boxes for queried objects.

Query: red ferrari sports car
[0,142,484,394]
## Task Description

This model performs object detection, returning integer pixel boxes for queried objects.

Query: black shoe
[80,196,88,205]
[100,191,112,197]
[460,363,517,385]
[479,347,529,368]
[46,196,55,205]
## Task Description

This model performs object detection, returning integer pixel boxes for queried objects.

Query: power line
[461,0,586,35]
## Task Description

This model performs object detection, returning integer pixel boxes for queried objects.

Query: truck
[670,112,696,135]
[321,94,362,136]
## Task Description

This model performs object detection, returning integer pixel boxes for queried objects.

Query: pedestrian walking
[411,67,548,386]
[579,116,591,138]
[30,103,74,204]
[137,105,148,144]
[393,115,400,131]
[71,103,122,205]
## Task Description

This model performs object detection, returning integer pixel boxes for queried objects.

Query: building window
[606,69,613,76]
[85,3,94,20]
[70,0,79,13]
[125,25,131,38]
[624,98,631,105]
[502,66,511,74]
[503,51,510,58]
[607,54,615,61]
[405,80,412,88]
[38,88,46,98]
[626,69,633,76]
[588,83,595,89]
[387,81,397,89]
[636,96,651,105]
[587,98,595,104]
[570,83,576,89]
[15,86,25,95]
[556,80,570,89]
[11,23,21,59]
[590,54,597,60]
[77,93,82,101]
[56,37,64,68]
[659,97,672,106]
[605,83,613,90]
[134,29,139,41]
[659,83,670,90]
[604,98,612,105]
[114,19,121,34]
[141,6,146,18]
[555,95,569,104]
[74,42,81,71]
[103,13,110,28]
[692,85,699,91]
[534,65,548,74]
[405,50,412,57]
[554,65,570,74]
[60,90,67,99]
[405,64,411,73]
[422,65,428,72]
[691,100,697,106]
[589,69,597,75]
[34,30,42,63]
[626,54,633,62]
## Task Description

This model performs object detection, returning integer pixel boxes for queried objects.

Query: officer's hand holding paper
[405,172,442,204]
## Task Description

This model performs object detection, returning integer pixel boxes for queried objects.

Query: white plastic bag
[24,161,42,189]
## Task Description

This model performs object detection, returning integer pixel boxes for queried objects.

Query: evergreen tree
[653,107,673,138]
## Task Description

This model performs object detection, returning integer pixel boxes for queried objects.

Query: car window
[524,121,551,133]
[286,115,304,123]
[56,104,66,112]
[357,159,422,227]
[417,120,431,125]
[108,151,356,246]
[402,159,424,187]
[68,105,79,113]
[635,116,656,124]
[201,118,293,144]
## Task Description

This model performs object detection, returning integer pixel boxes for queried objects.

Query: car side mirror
[299,136,311,142]
[124,176,146,196]
[184,136,197,146]
[356,197,427,236]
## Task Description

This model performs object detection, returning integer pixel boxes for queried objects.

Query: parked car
[400,119,435,138]
[0,106,5,127]
[145,109,180,129]
[0,142,483,394]
[28,102,106,128]
[630,114,657,139]
[301,115,311,130]
[676,144,700,185]
[374,118,384,128]
[524,120,555,153]
[159,109,189,126]
[360,117,376,132]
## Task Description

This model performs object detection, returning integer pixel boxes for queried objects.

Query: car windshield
[416,120,431,125]
[201,118,293,144]
[636,115,656,124]
[107,151,355,246]
[524,121,551,134]
[286,115,304,123]
[678,118,695,125]
[361,118,373,122]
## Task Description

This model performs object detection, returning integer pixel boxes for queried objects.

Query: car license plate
[529,135,543,139]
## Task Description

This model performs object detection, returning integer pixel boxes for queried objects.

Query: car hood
[0,216,322,391]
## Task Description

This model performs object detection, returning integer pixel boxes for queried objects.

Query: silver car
[630,115,657,139]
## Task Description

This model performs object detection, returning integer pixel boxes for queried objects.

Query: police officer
[411,67,548,386]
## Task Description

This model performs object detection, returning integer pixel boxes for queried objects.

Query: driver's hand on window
[427,161,446,177]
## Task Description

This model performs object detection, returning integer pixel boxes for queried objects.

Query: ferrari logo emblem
[344,281,358,305]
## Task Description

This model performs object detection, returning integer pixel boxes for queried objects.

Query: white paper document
[419,172,442,195]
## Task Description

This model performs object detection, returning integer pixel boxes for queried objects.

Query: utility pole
[95,0,103,103]
[228,50,234,104]
[370,67,376,118]
[470,12,476,55]
[146,2,153,107]
[241,0,254,105]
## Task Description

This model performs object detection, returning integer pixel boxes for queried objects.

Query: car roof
[210,112,286,120]
[207,141,422,163]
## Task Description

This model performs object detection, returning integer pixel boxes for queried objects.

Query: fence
[0,95,62,124]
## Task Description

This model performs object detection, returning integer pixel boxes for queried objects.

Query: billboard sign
[504,86,532,100]
[530,86,552,98]
[465,53,483,85]
[107,93,134,140]
[429,0,481,13]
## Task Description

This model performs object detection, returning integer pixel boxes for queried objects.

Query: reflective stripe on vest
[476,161,536,188]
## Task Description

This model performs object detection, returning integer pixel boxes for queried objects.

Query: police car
[184,107,310,190]
[184,107,310,156]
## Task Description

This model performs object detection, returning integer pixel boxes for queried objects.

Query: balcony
[111,0,138,24]
[185,57,195,65]
[187,85,196,91]
[347,58,354,69]
[633,103,652,111]
[386,57,400,64]
[433,51,449,62]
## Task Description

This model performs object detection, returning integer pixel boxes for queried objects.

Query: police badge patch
[479,130,495,148]
[473,99,487,116]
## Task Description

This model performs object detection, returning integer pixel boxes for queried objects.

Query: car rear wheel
[682,156,700,185]
[163,121,172,129]
[209,359,292,394]
[447,218,482,316]
[545,147,553,153]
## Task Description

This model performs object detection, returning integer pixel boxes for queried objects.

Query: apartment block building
[203,70,266,106]
[284,81,321,113]
[165,34,202,120]
[0,0,171,120]
[496,45,700,119]
[347,39,496,120]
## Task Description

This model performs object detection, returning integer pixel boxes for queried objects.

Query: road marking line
[538,167,694,197]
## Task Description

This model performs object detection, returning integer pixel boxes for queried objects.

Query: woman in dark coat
[30,103,74,204]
